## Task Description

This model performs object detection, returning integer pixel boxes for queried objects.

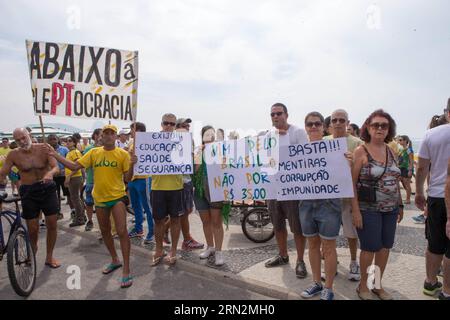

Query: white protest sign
[134,132,193,176]
[276,137,354,200]
[26,40,138,122]
[205,133,279,202]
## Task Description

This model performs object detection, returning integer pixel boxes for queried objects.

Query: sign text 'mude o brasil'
[26,40,138,122]
[205,133,279,202]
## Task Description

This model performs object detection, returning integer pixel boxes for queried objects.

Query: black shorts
[53,175,70,197]
[19,181,59,220]
[182,182,194,213]
[400,168,410,178]
[425,197,450,259]
[150,189,184,221]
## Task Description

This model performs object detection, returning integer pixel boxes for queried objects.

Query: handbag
[357,146,388,203]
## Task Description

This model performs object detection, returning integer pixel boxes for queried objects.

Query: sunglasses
[270,112,284,117]
[306,121,323,128]
[331,118,347,124]
[370,122,389,130]
[162,121,176,126]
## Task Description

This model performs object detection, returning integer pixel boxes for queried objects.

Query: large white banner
[26,40,138,122]
[276,137,354,200]
[134,132,193,176]
[205,133,279,202]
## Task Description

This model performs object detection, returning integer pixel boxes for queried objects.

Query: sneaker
[182,239,205,251]
[301,282,323,299]
[423,280,442,296]
[320,287,334,300]
[199,247,215,259]
[128,229,144,238]
[295,260,308,279]
[85,220,94,232]
[144,235,154,244]
[69,221,85,227]
[57,213,64,220]
[265,255,289,268]
[214,251,225,266]
[438,291,450,300]
[412,214,426,224]
[348,261,361,281]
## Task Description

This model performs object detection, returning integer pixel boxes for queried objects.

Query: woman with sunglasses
[299,112,352,300]
[193,126,226,266]
[65,135,87,227]
[351,109,403,300]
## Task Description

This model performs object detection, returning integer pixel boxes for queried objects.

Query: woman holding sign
[351,109,403,300]
[299,112,351,301]
[193,126,226,267]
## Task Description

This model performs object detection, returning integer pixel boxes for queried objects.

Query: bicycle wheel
[241,208,275,243]
[7,227,36,297]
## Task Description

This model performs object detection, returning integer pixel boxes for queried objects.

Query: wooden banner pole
[38,115,45,142]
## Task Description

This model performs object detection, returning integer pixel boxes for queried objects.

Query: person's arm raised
[44,144,84,172]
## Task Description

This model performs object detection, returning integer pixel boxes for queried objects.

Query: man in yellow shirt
[48,124,133,289]
[324,109,364,282]
[141,113,184,266]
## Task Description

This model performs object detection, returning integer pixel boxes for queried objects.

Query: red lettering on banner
[63,83,74,116]
[51,82,64,115]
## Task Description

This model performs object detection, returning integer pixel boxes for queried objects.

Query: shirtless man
[0,128,61,268]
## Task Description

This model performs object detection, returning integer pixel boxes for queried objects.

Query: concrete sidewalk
[52,198,437,300]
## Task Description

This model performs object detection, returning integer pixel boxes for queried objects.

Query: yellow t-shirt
[0,147,10,168]
[324,134,363,152]
[65,149,83,177]
[129,142,149,181]
[151,175,183,191]
[78,147,130,203]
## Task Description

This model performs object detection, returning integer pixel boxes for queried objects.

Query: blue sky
[0,0,449,142]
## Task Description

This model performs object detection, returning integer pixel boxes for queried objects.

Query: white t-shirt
[115,140,129,150]
[418,124,450,198]
[274,124,308,146]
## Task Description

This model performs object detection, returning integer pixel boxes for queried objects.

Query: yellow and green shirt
[78,147,130,203]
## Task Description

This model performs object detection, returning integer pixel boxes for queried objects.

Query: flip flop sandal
[120,276,133,289]
[102,263,122,275]
[164,255,178,266]
[150,252,167,267]
[45,261,61,269]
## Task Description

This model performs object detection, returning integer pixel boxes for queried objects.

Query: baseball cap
[119,128,130,135]
[175,118,192,128]
[102,124,118,133]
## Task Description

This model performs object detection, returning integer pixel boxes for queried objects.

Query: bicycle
[231,201,275,243]
[0,192,36,297]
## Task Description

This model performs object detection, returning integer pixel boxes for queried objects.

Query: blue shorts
[357,209,399,252]
[84,183,94,206]
[299,199,342,240]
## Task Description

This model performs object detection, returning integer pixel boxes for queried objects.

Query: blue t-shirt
[56,145,69,171]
